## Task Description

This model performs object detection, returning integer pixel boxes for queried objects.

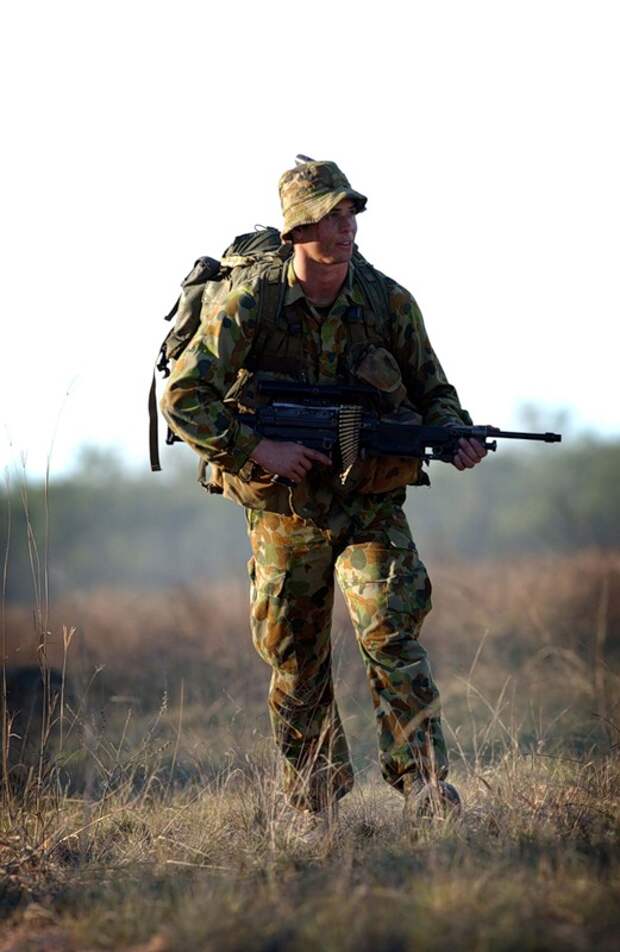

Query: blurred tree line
[2,436,619,603]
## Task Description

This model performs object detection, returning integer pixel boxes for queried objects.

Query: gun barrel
[490,430,562,443]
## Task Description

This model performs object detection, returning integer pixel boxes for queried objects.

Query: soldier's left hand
[452,437,487,471]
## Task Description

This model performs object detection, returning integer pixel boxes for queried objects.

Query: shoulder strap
[243,257,292,372]
[352,253,391,326]
[257,258,289,330]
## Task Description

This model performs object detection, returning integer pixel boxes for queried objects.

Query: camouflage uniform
[161,160,472,812]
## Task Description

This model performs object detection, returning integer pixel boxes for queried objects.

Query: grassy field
[1,550,619,950]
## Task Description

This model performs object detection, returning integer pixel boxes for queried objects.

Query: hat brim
[281,188,367,241]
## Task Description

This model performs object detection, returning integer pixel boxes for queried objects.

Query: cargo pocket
[248,554,287,599]
[248,556,289,667]
[348,344,408,412]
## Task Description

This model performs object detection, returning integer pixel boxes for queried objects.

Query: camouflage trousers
[246,495,448,812]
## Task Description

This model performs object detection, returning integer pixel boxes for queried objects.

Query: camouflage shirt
[161,259,472,517]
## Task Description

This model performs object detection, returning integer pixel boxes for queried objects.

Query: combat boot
[403,776,462,820]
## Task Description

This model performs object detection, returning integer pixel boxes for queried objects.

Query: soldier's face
[293,199,358,264]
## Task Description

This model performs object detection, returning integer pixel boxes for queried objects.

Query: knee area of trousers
[358,620,430,662]
[270,674,335,710]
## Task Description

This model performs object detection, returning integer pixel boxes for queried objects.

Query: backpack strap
[148,371,161,471]
[353,255,391,327]
[244,258,293,373]
[257,259,288,327]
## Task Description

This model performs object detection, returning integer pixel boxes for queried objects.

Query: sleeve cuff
[226,422,262,474]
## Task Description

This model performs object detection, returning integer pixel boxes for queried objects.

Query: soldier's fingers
[470,438,487,458]
[302,447,332,465]
[452,455,465,471]
[456,448,475,469]
[458,438,481,464]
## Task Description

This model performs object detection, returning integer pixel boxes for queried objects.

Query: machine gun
[238,380,562,470]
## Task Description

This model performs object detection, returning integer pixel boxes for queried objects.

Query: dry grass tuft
[1,550,619,949]
[1,752,618,950]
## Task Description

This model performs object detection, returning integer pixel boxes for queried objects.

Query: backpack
[148,227,390,472]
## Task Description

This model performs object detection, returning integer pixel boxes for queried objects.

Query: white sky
[1,0,619,478]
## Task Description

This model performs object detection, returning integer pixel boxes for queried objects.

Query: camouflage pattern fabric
[279,159,367,239]
[160,260,472,520]
[247,495,447,812]
[160,179,470,810]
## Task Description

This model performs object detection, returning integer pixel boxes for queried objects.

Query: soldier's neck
[292,252,348,308]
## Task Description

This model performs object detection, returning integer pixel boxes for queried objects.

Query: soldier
[161,159,487,831]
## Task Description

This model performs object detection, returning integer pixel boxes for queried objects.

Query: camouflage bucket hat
[279,159,367,240]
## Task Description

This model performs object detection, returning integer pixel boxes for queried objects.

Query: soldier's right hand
[250,439,332,483]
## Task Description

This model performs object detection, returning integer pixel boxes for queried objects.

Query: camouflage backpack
[149,227,390,472]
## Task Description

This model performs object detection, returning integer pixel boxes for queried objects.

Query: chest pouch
[346,343,409,413]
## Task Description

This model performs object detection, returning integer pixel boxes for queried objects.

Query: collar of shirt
[283,259,358,311]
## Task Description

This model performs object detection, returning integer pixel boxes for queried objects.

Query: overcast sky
[1,0,618,479]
